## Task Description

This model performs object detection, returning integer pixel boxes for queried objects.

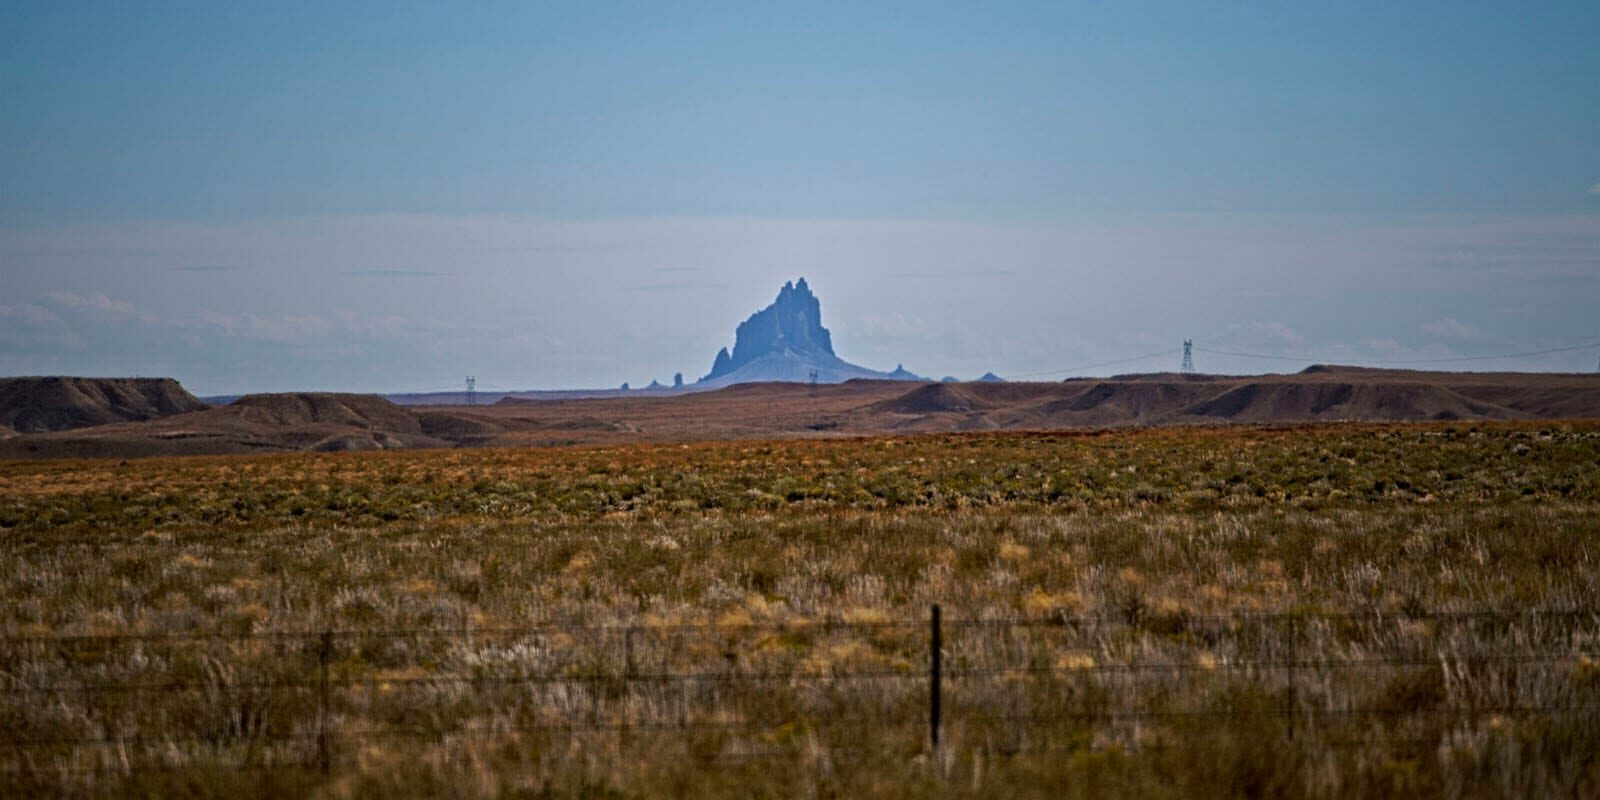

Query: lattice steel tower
[1180,340,1194,374]
[465,376,477,406]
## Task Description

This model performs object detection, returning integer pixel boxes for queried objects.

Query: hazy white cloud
[332,311,411,338]
[1426,250,1483,271]
[16,292,406,348]
[890,268,1017,280]
[43,291,135,317]
[625,281,727,292]
[342,269,446,278]
[0,303,81,351]
[851,312,929,341]
[173,310,335,344]
[1421,318,1483,340]
[1589,182,1600,195]
[1215,321,1305,347]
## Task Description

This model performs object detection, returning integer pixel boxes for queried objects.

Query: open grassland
[2,421,1599,798]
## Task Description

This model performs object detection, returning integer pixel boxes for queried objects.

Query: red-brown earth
[2,366,1597,458]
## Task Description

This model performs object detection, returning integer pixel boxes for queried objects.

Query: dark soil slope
[861,366,1600,430]
[416,410,511,445]
[0,392,447,458]
[872,383,1005,414]
[0,377,207,433]
[1179,382,1519,422]
[4,367,1598,459]
[227,393,424,434]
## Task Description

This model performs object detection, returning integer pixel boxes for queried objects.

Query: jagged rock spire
[703,277,835,381]
[695,278,923,386]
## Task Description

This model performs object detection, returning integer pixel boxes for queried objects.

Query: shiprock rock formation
[699,278,923,387]
[0,376,208,433]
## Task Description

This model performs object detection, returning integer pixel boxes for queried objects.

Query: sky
[2,1,1597,394]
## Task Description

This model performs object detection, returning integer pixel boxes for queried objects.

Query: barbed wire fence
[4,608,1599,784]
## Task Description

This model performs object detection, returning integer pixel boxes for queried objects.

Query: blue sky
[2,2,1597,393]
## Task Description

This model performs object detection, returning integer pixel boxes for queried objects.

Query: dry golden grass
[2,421,1598,797]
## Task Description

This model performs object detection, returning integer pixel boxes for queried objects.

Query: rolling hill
[2,366,1597,458]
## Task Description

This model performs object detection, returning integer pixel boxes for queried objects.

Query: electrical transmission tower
[465,376,476,406]
[809,370,819,396]
[1180,340,1194,374]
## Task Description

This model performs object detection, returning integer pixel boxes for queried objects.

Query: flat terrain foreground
[3,422,1599,798]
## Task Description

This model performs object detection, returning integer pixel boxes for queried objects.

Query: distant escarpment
[6,366,1598,459]
[861,366,1600,431]
[698,278,923,387]
[0,391,451,458]
[0,377,208,434]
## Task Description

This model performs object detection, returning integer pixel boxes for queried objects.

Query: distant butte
[0,377,207,434]
[698,278,924,387]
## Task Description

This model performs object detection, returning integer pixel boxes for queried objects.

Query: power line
[1194,349,1319,363]
[1004,347,1184,377]
[1196,338,1600,367]
[1385,339,1600,364]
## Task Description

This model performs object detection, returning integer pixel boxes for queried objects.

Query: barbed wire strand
[5,607,1593,645]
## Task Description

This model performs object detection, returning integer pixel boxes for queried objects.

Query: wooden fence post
[318,631,332,776]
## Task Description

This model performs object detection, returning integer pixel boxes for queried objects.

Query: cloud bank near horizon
[1,213,1596,394]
